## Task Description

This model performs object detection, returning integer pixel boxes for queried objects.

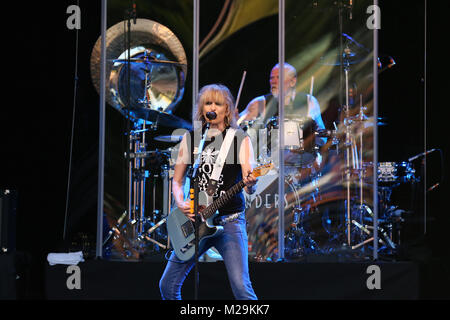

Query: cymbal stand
[343,66,367,249]
[138,50,159,132]
[343,60,352,247]
[117,4,166,258]
[352,100,369,250]
[358,101,366,245]
[134,54,169,252]
[120,3,140,257]
[349,100,394,254]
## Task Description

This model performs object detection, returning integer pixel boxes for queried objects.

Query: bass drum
[286,189,376,259]
[296,192,347,255]
[244,171,301,261]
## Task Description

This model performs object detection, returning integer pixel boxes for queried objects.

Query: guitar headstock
[252,163,274,178]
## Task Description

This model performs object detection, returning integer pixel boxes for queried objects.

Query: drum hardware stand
[334,8,367,249]
[343,80,369,250]
[350,159,420,256]
[350,205,396,252]
[124,148,172,254]
[342,54,353,247]
[161,163,172,248]
[125,45,174,256]
[121,53,166,257]
[354,99,368,249]
[114,2,142,258]
[285,208,304,258]
[123,123,150,254]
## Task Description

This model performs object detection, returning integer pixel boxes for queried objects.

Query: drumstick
[307,76,314,106]
[237,114,247,126]
[333,122,338,131]
[309,76,314,96]
[235,70,246,109]
[235,71,247,125]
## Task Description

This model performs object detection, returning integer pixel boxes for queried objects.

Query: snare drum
[266,117,319,167]
[239,119,266,163]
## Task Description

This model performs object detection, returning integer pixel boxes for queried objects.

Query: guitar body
[167,191,223,261]
[167,163,274,261]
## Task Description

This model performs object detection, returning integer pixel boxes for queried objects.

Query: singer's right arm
[172,134,194,220]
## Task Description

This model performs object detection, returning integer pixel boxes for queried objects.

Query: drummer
[238,63,326,136]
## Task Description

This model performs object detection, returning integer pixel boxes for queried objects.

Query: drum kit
[90,18,193,259]
[89,17,420,262]
[243,98,420,261]
[244,38,420,262]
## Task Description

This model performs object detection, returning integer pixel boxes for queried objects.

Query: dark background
[1,0,448,299]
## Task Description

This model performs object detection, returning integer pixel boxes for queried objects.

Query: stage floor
[44,258,423,300]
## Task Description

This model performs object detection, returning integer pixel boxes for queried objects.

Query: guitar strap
[206,127,236,196]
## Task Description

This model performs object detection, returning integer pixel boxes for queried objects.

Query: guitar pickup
[180,240,194,253]
[181,220,194,238]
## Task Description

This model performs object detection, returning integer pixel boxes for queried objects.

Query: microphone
[427,183,440,192]
[206,111,217,120]
[103,211,127,245]
[387,56,396,68]
[408,149,436,162]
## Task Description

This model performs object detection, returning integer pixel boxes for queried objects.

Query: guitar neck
[202,180,246,220]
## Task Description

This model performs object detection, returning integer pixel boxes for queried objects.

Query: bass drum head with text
[244,171,300,261]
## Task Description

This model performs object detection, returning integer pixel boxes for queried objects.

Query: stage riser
[45,261,419,300]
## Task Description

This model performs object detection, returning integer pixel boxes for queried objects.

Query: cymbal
[130,107,192,130]
[112,58,186,67]
[321,33,371,66]
[154,135,183,143]
[319,53,365,66]
[344,116,387,126]
[90,18,187,118]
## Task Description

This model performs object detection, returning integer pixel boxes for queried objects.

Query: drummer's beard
[271,87,278,99]
[271,87,294,104]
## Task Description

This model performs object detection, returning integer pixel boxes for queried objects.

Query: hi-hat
[319,51,365,66]
[154,135,183,143]
[320,33,370,66]
[129,108,192,130]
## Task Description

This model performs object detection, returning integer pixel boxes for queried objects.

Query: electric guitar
[167,163,274,261]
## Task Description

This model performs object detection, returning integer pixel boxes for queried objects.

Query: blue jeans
[159,215,257,300]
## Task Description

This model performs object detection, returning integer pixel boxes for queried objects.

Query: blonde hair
[193,84,238,128]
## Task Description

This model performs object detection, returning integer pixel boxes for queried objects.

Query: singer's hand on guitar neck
[243,170,257,194]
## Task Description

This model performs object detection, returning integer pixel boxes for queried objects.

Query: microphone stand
[187,123,210,300]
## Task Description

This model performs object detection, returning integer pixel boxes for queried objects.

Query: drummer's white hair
[272,62,297,79]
